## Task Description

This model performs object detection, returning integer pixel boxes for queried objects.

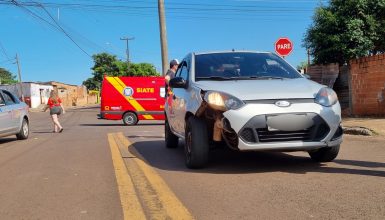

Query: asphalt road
[0,107,384,219]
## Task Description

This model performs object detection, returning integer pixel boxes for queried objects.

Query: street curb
[342,126,377,136]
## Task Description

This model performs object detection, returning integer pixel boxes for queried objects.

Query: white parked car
[0,89,29,140]
[165,51,343,168]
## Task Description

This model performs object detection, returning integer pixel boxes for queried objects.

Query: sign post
[275,37,293,58]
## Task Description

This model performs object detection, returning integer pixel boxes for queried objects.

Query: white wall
[30,84,53,108]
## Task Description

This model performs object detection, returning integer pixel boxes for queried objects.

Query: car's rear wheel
[184,117,209,169]
[123,112,138,126]
[309,145,340,162]
[16,118,29,140]
[165,119,178,148]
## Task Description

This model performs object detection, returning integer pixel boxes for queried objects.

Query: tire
[165,119,178,148]
[16,118,29,140]
[122,112,138,126]
[309,145,340,162]
[184,117,209,169]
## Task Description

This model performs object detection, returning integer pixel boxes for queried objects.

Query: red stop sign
[275,37,293,57]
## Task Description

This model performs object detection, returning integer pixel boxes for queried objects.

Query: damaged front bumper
[221,102,343,151]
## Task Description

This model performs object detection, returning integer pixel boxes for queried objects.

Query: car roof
[193,50,273,56]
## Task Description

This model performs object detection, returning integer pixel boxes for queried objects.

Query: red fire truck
[99,76,166,125]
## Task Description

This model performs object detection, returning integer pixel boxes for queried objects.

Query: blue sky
[0,0,326,85]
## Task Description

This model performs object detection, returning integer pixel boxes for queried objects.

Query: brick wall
[334,66,350,115]
[306,63,339,88]
[349,54,385,116]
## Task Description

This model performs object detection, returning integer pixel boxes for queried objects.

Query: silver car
[0,89,30,140]
[165,51,343,168]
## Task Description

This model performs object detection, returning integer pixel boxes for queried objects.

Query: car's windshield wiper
[196,76,237,81]
[252,76,289,80]
[196,76,290,81]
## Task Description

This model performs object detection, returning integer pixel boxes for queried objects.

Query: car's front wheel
[165,119,178,148]
[16,118,29,140]
[309,145,340,162]
[184,117,209,169]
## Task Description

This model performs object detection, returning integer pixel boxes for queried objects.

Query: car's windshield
[194,52,301,81]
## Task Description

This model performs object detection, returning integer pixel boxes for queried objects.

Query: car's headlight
[204,91,244,111]
[315,87,338,107]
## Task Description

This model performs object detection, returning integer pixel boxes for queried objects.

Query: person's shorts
[50,106,62,115]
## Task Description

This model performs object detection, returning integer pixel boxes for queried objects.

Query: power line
[36,1,92,57]
[7,0,92,58]
[1,0,321,16]
[9,0,60,31]
[0,41,11,60]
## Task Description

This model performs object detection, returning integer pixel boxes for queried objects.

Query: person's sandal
[59,128,63,133]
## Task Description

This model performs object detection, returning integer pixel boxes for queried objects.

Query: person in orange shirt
[47,90,65,133]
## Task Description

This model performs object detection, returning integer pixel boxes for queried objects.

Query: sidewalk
[342,118,385,136]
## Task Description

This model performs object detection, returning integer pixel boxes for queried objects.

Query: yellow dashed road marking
[108,132,194,220]
[107,133,146,220]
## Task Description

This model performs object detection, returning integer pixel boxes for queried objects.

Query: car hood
[193,78,323,100]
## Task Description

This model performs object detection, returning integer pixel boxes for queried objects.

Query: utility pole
[120,36,135,72]
[158,0,168,76]
[15,53,25,102]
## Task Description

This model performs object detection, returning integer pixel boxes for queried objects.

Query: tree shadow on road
[129,139,385,178]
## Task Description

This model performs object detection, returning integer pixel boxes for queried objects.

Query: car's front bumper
[223,102,343,151]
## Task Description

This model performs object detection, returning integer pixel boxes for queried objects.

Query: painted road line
[107,133,146,220]
[115,132,194,220]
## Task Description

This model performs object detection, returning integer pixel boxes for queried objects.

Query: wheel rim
[125,115,134,124]
[22,121,29,136]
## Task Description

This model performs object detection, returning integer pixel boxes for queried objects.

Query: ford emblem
[275,100,291,107]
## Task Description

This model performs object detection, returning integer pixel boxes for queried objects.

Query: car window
[195,52,301,80]
[2,90,16,105]
[175,64,183,77]
[179,64,189,81]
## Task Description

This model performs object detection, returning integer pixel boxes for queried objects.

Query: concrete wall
[49,82,92,107]
[30,84,52,108]
[0,83,30,97]
[0,83,53,108]
[349,54,385,116]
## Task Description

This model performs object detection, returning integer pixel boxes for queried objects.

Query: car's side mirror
[169,77,187,88]
[303,74,311,79]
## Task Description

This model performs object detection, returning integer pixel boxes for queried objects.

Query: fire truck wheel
[123,112,138,126]
[165,119,178,148]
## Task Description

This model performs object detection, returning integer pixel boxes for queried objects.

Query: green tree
[82,77,100,90]
[303,0,385,64]
[83,52,160,90]
[129,63,158,76]
[0,68,17,84]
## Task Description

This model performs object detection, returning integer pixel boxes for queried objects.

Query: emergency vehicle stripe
[106,77,154,120]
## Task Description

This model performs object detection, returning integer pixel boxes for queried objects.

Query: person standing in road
[165,59,179,85]
[47,90,65,133]
[165,59,179,99]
